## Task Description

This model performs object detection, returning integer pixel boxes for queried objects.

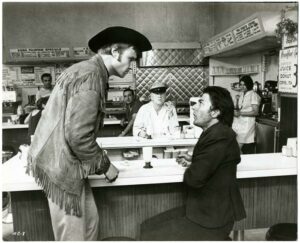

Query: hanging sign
[10,48,70,59]
[282,33,298,49]
[232,18,262,43]
[73,47,90,57]
[279,47,298,93]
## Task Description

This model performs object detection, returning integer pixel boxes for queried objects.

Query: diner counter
[3,153,297,192]
[97,136,198,149]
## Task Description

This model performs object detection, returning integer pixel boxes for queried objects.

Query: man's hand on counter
[176,153,192,167]
[104,163,119,183]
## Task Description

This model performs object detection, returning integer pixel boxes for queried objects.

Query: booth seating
[266,223,297,241]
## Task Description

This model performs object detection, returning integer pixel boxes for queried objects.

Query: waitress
[232,75,261,154]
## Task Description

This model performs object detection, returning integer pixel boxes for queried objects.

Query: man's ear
[111,46,120,59]
[210,109,220,118]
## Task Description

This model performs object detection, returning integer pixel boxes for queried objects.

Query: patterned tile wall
[136,66,209,103]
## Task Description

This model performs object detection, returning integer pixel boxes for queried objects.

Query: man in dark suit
[140,86,246,241]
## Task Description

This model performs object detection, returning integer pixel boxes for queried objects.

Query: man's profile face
[123,91,134,105]
[42,76,52,89]
[112,46,137,78]
[191,93,213,128]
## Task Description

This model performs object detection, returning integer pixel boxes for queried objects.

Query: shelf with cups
[210,64,260,76]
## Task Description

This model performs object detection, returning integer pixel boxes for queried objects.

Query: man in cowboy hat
[133,80,179,139]
[27,26,152,241]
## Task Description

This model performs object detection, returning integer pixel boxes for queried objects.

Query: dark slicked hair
[36,96,49,110]
[41,73,52,80]
[123,88,134,96]
[203,86,234,127]
[239,75,254,90]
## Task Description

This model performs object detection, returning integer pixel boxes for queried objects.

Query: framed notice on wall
[279,47,298,93]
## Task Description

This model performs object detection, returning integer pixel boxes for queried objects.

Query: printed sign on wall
[10,48,70,59]
[279,47,298,93]
[232,18,262,43]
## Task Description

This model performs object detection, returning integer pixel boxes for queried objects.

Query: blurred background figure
[24,96,49,142]
[36,73,53,100]
[119,88,142,136]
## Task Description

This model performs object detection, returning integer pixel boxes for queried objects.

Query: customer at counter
[119,88,142,136]
[133,81,179,138]
[36,73,53,100]
[140,86,246,241]
[24,96,49,141]
[232,75,261,154]
[27,26,152,241]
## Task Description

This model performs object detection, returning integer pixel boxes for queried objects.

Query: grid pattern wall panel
[140,49,205,67]
[136,66,209,102]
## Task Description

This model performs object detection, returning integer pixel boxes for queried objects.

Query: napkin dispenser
[287,138,297,157]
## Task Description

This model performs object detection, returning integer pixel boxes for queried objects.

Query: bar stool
[266,223,297,241]
[101,236,135,241]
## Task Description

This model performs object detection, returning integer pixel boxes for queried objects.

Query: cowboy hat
[88,26,152,53]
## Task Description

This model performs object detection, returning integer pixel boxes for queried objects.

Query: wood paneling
[11,191,55,241]
[10,176,297,240]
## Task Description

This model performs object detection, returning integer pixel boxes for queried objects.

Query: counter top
[256,117,279,127]
[97,137,198,149]
[3,153,297,192]
[2,115,190,130]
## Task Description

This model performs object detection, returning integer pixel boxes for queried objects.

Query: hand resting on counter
[176,153,192,167]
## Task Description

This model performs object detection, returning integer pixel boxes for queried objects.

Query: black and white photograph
[2,1,298,241]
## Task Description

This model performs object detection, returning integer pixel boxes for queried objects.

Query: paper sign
[73,47,90,57]
[10,48,70,59]
[279,47,298,93]
[233,18,262,43]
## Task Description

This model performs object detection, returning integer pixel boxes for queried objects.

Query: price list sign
[279,47,298,93]
[233,18,262,43]
[10,48,70,59]
[204,32,235,55]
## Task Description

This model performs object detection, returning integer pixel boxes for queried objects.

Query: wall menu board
[2,65,56,87]
[204,17,264,56]
[73,47,90,57]
[2,66,20,86]
[203,32,235,55]
[232,18,262,43]
[279,47,298,94]
[10,48,70,59]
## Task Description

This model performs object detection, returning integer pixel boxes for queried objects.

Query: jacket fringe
[27,155,82,217]
[79,150,111,178]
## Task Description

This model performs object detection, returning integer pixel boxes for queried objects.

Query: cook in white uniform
[133,81,179,138]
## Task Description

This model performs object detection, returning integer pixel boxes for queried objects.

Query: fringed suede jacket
[27,54,111,217]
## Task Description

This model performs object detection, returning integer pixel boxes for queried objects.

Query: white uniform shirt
[133,101,179,138]
[36,88,52,101]
[232,90,261,144]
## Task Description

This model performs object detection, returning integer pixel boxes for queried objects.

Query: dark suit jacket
[184,122,246,228]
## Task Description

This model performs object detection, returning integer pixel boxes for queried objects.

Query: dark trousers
[140,206,234,241]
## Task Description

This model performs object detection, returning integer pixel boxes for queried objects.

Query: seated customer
[119,88,142,136]
[25,96,49,141]
[133,81,179,138]
[140,86,246,241]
